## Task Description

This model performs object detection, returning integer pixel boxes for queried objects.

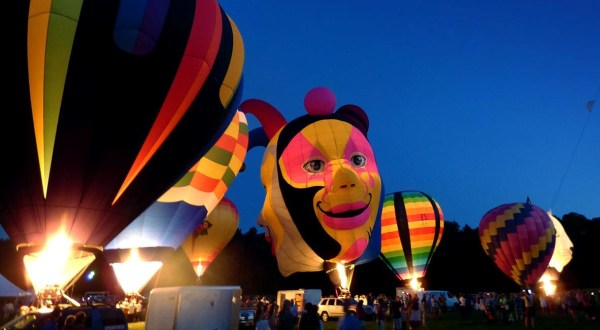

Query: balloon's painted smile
[317,194,372,230]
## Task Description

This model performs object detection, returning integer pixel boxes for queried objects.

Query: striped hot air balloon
[4,0,245,295]
[380,191,444,289]
[478,199,556,288]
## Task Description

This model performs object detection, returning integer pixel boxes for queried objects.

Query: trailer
[145,286,242,330]
[276,289,322,314]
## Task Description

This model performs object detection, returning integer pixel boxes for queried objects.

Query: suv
[317,297,345,322]
[0,305,128,330]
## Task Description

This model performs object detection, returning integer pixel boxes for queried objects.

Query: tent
[0,274,29,297]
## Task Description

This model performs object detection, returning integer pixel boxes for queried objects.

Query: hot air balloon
[181,197,240,278]
[239,87,383,295]
[105,111,248,295]
[479,199,556,289]
[538,210,573,295]
[379,191,444,291]
[3,0,243,298]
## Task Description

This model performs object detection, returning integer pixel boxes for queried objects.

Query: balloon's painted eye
[350,154,367,167]
[303,159,325,173]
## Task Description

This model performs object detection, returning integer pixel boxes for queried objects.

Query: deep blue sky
[220,0,600,233]
[1,1,598,240]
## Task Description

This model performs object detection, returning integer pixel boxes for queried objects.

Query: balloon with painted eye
[3,0,244,294]
[479,199,556,288]
[240,87,383,292]
[379,191,445,290]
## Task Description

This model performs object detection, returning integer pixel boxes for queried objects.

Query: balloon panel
[107,111,248,250]
[479,201,556,287]
[380,191,444,282]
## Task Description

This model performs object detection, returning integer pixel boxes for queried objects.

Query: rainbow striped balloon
[380,191,444,283]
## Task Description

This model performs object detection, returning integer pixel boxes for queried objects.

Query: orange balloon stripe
[115,0,222,203]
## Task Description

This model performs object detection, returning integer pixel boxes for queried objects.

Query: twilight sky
[219,0,600,233]
[1,1,598,240]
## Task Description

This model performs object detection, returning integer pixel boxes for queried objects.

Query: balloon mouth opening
[17,242,101,296]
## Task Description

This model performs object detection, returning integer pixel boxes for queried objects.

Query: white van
[276,289,322,314]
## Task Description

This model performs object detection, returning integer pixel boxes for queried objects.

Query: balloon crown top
[304,87,336,116]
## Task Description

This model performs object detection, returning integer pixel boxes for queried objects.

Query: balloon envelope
[545,211,573,276]
[479,201,556,288]
[4,0,243,292]
[242,96,383,278]
[106,111,248,251]
[380,191,444,285]
[4,0,243,248]
[181,197,240,277]
[104,110,247,294]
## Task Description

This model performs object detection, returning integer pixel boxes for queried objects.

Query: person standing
[255,303,270,330]
[337,301,359,330]
[298,303,323,330]
[267,303,279,330]
[355,300,366,329]
[375,298,387,330]
[391,296,403,330]
[277,300,295,330]
[408,297,422,330]
[521,291,537,329]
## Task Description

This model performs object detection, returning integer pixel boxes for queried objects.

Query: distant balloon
[240,88,383,285]
[542,211,573,280]
[181,197,240,277]
[380,191,444,288]
[479,200,556,288]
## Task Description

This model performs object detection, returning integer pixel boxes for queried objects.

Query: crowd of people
[115,296,144,322]
[240,292,428,330]
[459,289,600,327]
[239,288,599,330]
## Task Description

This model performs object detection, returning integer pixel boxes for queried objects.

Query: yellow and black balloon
[240,87,383,277]
[181,197,240,278]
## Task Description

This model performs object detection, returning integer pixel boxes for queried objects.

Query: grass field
[129,308,598,329]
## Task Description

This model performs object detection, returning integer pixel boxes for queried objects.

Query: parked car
[0,304,128,330]
[239,306,256,329]
[317,297,345,322]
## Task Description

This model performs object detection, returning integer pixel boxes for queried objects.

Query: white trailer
[145,286,242,330]
[276,288,322,314]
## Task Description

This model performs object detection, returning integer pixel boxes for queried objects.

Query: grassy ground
[128,309,598,329]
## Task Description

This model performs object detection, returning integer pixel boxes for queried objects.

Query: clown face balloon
[241,87,382,276]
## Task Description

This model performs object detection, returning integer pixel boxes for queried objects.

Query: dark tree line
[0,212,598,298]
[201,212,600,296]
